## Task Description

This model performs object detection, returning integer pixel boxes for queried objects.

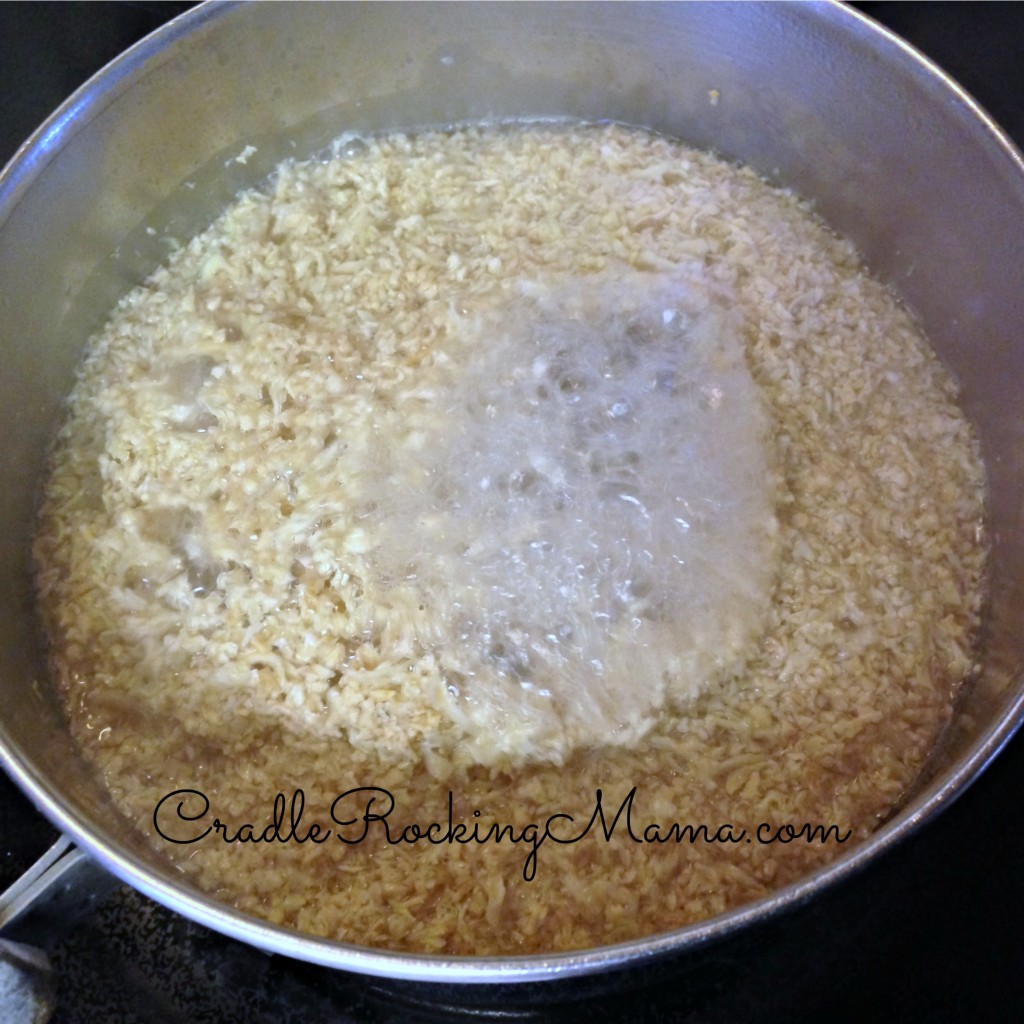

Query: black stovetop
[1,4,1023,1022]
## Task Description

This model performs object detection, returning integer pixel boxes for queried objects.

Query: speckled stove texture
[1,4,1023,1022]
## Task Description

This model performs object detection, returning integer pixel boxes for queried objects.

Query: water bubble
[339,136,368,160]
[654,369,677,393]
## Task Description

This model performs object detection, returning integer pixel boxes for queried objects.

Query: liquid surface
[34,122,988,955]
[357,271,779,760]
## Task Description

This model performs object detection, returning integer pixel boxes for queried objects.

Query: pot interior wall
[1,0,1022,969]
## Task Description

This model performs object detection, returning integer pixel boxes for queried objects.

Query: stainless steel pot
[1,0,1023,990]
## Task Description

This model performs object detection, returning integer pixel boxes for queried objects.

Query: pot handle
[0,835,120,947]
[0,836,120,1022]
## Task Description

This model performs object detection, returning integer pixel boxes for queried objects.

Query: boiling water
[355,270,781,762]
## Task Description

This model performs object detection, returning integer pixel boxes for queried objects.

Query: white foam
[355,269,780,762]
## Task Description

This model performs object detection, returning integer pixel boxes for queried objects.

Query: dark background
[1,3,1022,1022]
